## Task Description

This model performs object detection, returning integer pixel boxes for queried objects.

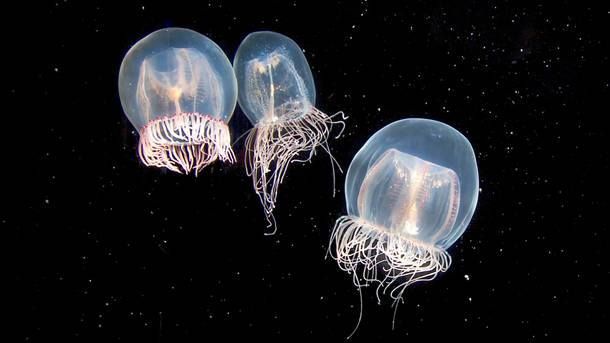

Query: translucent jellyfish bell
[233,31,345,230]
[118,28,237,174]
[329,118,478,331]
[233,31,316,125]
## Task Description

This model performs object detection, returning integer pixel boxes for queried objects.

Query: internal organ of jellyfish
[329,118,479,326]
[118,28,237,174]
[233,31,345,231]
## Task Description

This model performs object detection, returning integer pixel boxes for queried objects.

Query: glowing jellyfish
[329,118,479,333]
[118,28,237,174]
[233,31,345,231]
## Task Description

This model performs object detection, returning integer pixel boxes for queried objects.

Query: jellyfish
[118,28,237,175]
[233,31,346,231]
[328,118,479,333]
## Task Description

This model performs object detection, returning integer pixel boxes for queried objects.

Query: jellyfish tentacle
[329,110,348,139]
[245,104,345,230]
[347,262,364,340]
[138,112,235,175]
[329,215,451,313]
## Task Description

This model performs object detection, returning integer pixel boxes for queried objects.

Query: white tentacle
[138,113,235,175]
[245,104,345,231]
[328,215,451,332]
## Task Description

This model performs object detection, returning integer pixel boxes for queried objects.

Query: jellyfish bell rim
[118,27,238,130]
[344,117,479,250]
[232,30,317,126]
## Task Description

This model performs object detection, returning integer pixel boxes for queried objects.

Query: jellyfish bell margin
[328,118,479,334]
[137,113,234,175]
[118,28,238,175]
[233,31,346,232]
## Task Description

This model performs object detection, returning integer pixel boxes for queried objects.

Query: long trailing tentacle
[245,103,346,232]
[138,113,235,175]
[328,215,451,334]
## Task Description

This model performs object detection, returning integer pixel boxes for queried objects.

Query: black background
[11,0,608,341]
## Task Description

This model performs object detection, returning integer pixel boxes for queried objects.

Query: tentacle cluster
[329,215,451,306]
[138,112,235,175]
[245,103,346,232]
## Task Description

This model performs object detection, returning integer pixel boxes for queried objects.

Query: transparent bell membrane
[118,28,237,174]
[233,31,316,125]
[345,118,478,249]
[358,149,460,245]
[119,28,237,130]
